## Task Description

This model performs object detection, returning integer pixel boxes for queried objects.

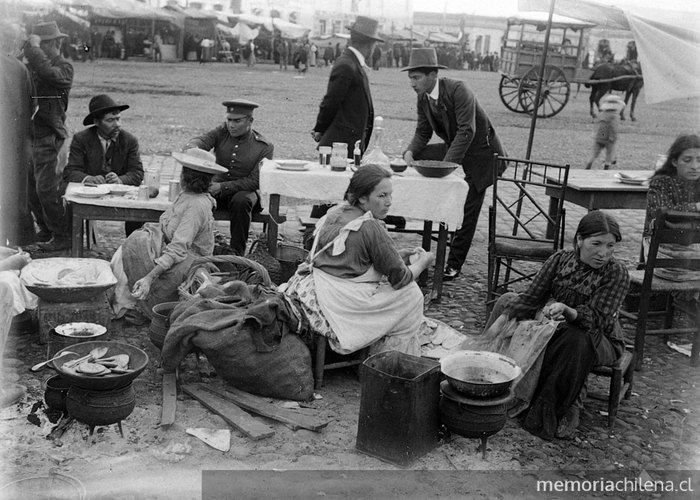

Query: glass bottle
[360,116,390,170]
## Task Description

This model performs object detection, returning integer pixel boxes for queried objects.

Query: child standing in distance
[585,94,626,170]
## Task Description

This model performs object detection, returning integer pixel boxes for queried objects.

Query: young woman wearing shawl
[644,134,700,282]
[482,211,630,440]
[281,165,435,355]
[110,149,227,324]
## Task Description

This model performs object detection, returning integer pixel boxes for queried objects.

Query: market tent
[272,18,309,39]
[624,6,700,103]
[518,0,700,104]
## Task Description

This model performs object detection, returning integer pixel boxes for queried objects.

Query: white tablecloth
[64,183,172,211]
[259,159,468,228]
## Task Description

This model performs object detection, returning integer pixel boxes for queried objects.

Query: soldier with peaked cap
[402,47,505,282]
[185,99,274,255]
[24,21,74,252]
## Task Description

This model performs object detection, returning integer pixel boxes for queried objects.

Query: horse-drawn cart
[498,12,595,117]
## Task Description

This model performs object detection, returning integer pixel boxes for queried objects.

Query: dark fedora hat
[83,94,130,126]
[401,48,447,72]
[32,21,68,41]
[346,15,384,43]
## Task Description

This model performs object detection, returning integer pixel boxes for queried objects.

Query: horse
[586,61,644,121]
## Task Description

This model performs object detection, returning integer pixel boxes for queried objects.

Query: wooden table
[260,159,469,302]
[64,183,172,257]
[546,169,654,211]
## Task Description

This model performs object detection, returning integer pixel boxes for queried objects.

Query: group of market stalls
[29,0,311,62]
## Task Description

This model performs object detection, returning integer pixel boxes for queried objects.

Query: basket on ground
[178,255,272,300]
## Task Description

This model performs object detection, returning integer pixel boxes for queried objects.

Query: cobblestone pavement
[421,187,700,472]
[3,170,698,478]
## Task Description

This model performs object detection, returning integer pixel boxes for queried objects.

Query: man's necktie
[104,141,114,173]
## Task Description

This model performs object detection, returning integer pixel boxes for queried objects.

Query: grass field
[67,58,700,168]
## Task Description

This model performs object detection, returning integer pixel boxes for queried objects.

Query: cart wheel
[498,74,527,113]
[517,65,570,118]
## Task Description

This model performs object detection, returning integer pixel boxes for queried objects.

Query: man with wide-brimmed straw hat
[402,47,505,281]
[62,94,145,235]
[24,21,74,252]
[185,99,274,255]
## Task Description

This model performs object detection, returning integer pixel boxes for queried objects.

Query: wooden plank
[202,384,330,432]
[181,384,275,440]
[160,372,177,427]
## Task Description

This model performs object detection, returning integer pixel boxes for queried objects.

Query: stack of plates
[275,160,309,171]
[614,173,649,185]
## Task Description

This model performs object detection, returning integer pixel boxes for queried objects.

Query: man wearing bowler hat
[311,15,382,156]
[185,99,274,255]
[403,48,505,281]
[309,15,386,222]
[63,94,144,235]
[24,21,74,252]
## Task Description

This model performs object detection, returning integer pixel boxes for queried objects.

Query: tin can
[138,185,149,201]
[168,179,181,201]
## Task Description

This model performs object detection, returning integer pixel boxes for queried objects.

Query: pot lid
[440,380,514,406]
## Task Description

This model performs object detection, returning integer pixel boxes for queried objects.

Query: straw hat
[346,15,384,43]
[599,94,626,112]
[83,95,130,126]
[31,21,68,41]
[401,48,447,72]
[172,148,228,174]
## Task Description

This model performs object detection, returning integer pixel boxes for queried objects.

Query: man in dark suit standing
[403,48,505,281]
[311,15,383,155]
[310,16,383,221]
[63,94,144,235]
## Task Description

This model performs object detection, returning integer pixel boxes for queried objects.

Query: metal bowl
[21,258,117,303]
[390,158,408,173]
[411,160,459,178]
[50,340,148,391]
[440,350,521,399]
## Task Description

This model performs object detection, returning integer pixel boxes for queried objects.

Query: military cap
[222,99,259,118]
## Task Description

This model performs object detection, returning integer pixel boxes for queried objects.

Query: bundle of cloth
[161,280,315,401]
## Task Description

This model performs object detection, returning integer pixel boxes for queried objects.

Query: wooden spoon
[30,350,77,372]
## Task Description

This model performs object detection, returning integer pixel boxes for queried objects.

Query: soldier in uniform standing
[185,99,274,255]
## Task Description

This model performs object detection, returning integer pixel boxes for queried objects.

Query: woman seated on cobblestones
[281,165,435,355]
[644,133,700,282]
[110,149,227,324]
[484,211,629,440]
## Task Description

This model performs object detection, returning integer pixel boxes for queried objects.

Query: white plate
[276,160,310,171]
[55,322,107,338]
[72,185,110,198]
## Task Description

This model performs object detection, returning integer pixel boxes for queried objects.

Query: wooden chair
[625,209,700,370]
[314,336,369,390]
[588,350,634,428]
[487,154,570,313]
